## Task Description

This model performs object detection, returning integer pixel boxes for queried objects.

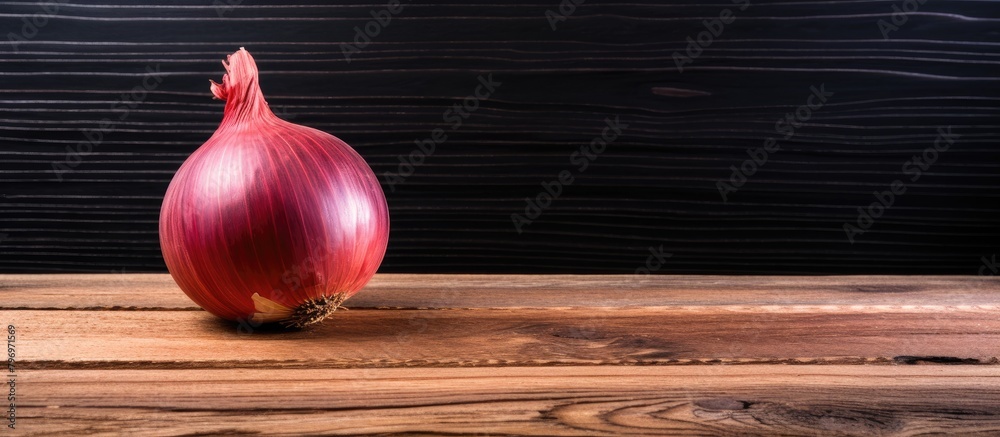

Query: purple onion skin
[159,48,389,324]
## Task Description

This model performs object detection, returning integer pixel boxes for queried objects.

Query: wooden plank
[13,366,1000,435]
[8,305,999,368]
[2,273,999,309]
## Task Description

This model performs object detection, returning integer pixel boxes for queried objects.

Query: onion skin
[159,48,389,327]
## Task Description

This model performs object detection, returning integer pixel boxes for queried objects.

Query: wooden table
[4,274,1000,435]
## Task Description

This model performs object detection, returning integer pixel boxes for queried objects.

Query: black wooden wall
[1,1,998,274]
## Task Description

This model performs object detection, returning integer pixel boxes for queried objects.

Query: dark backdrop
[1,1,998,274]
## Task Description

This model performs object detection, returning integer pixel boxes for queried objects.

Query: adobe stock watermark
[5,0,68,53]
[340,0,407,63]
[877,0,928,40]
[511,116,628,234]
[716,83,833,202]
[673,0,750,72]
[110,267,132,287]
[566,243,672,341]
[271,105,298,121]
[545,0,585,31]
[623,244,673,288]
[235,244,337,334]
[212,0,245,17]
[979,253,997,277]
[382,73,502,192]
[50,64,168,181]
[842,126,959,244]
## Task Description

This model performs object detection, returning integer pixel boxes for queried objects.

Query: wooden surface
[3,274,1000,435]
[2,1,999,274]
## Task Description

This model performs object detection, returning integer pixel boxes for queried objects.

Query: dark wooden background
[1,1,998,274]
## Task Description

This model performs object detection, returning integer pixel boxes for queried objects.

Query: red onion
[159,48,389,328]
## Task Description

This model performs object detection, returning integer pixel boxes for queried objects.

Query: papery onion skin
[159,48,389,327]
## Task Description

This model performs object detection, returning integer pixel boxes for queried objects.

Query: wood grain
[1,2,999,274]
[3,273,999,309]
[9,307,1000,368]
[3,274,1000,434]
[4,274,999,368]
[17,366,1000,436]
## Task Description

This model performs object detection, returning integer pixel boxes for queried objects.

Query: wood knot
[695,398,752,410]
